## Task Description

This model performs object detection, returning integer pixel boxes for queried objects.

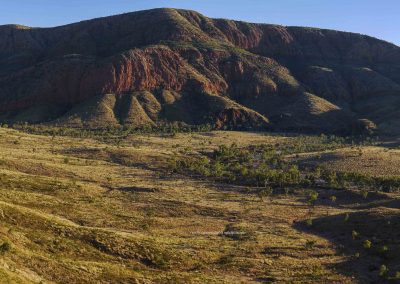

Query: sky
[0,0,398,46]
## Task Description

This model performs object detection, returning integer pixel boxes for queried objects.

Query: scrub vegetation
[0,125,399,283]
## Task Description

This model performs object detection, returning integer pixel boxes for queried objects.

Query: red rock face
[0,8,399,133]
[79,48,189,98]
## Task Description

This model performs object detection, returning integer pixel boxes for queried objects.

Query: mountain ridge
[2,8,398,47]
[1,8,399,134]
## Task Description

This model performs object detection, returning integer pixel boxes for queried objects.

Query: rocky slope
[1,8,399,133]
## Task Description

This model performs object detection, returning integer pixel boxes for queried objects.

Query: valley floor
[0,128,399,283]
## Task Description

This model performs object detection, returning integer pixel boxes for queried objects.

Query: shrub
[217,254,235,266]
[363,240,372,249]
[306,218,313,227]
[395,271,400,279]
[361,190,369,199]
[0,241,11,254]
[305,240,316,249]
[378,245,388,255]
[213,161,224,177]
[307,191,319,206]
[379,265,389,278]
[257,187,273,201]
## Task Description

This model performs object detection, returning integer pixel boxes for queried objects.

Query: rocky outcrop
[0,8,399,134]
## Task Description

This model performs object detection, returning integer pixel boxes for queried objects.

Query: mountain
[1,8,400,134]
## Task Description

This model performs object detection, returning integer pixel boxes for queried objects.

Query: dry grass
[0,127,398,283]
[295,146,400,177]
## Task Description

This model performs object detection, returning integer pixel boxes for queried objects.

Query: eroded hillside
[1,9,399,134]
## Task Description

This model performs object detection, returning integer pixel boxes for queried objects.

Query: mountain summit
[1,8,399,133]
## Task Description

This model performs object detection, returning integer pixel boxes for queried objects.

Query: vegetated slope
[0,127,399,282]
[1,8,400,133]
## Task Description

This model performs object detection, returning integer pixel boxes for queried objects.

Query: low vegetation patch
[168,142,400,193]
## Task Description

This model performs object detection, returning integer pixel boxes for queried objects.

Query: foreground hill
[0,127,399,282]
[1,8,400,133]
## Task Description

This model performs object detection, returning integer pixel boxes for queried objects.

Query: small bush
[0,241,12,254]
[363,240,372,249]
[361,190,369,199]
[395,271,400,279]
[378,245,388,255]
[257,187,273,201]
[379,264,389,278]
[305,240,316,249]
[307,191,319,206]
[217,254,235,266]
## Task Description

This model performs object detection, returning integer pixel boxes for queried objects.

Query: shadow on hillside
[355,198,400,210]
[295,152,348,168]
[293,204,400,283]
[310,189,390,207]
[376,138,400,149]
[109,186,158,193]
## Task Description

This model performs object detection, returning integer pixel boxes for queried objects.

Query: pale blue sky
[1,0,398,45]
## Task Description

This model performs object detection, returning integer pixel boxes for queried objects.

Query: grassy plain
[0,128,399,283]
